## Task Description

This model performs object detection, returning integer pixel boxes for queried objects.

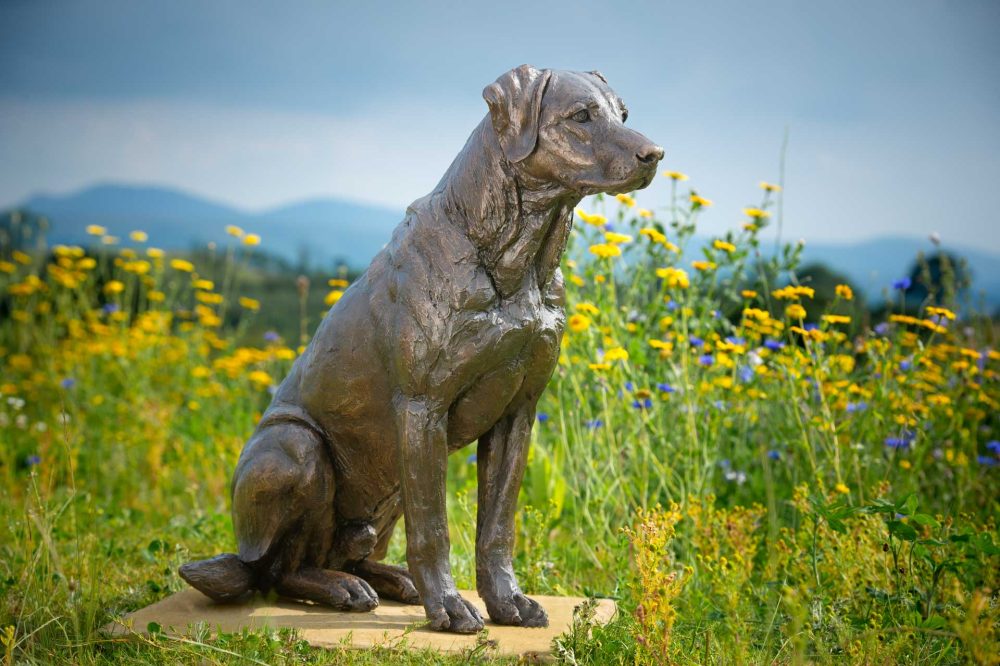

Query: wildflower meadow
[1,172,998,664]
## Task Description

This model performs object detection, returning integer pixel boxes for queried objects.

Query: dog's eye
[571,109,591,123]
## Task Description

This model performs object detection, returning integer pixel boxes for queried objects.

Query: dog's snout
[637,144,664,165]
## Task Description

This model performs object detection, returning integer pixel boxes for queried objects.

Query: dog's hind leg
[179,553,255,602]
[276,567,379,611]
[349,512,421,605]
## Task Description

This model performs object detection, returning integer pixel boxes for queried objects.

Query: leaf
[888,520,918,542]
[147,621,162,635]
[900,494,918,516]
[910,513,940,529]
[921,615,948,630]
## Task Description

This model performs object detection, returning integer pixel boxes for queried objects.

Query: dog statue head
[483,64,663,196]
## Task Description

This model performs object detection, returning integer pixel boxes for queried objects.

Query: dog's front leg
[475,404,549,627]
[396,397,484,633]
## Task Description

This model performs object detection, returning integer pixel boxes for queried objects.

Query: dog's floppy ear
[483,64,551,163]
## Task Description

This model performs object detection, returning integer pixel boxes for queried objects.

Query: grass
[1,173,998,664]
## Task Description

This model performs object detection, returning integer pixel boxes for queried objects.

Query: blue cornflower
[102,303,120,314]
[846,401,868,413]
[60,377,76,390]
[803,323,819,331]
[25,455,41,466]
[537,412,549,423]
[977,455,996,467]
[624,381,635,392]
[585,419,604,429]
[689,335,704,348]
[632,398,653,410]
[892,277,912,291]
[739,366,754,383]
[698,354,714,367]
[874,322,890,336]
[767,449,781,461]
[885,434,914,449]
[726,336,746,346]
[764,339,784,351]
[263,330,280,342]
[466,453,477,464]
[899,359,912,372]
[666,301,679,311]
[986,441,1000,454]
[657,383,675,393]
[603,222,614,231]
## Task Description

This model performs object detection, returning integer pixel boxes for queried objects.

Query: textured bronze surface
[180,64,662,633]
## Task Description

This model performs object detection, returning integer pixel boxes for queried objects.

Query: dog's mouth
[580,165,657,197]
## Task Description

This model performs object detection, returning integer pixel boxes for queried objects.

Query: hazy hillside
[6,183,999,307]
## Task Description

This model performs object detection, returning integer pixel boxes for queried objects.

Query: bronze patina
[180,64,662,633]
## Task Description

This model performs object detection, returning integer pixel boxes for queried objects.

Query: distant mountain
[6,183,999,307]
[14,183,402,270]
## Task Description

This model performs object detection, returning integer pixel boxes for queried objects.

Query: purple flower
[698,354,714,367]
[537,412,549,423]
[585,419,604,429]
[657,383,675,393]
[899,359,912,372]
[764,339,784,351]
[767,449,781,461]
[986,441,1000,454]
[25,455,41,467]
[803,323,819,332]
[874,322,890,336]
[885,433,915,449]
[892,277,912,291]
[846,401,868,413]
[102,303,120,314]
[666,300,679,311]
[739,366,754,383]
[263,331,280,342]
[977,455,996,467]
[60,378,76,390]
[689,335,704,348]
[603,222,614,231]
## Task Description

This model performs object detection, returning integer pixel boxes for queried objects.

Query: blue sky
[1,0,998,250]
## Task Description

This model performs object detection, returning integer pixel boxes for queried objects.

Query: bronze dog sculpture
[180,64,662,633]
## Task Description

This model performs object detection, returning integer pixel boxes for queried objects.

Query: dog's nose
[637,144,665,165]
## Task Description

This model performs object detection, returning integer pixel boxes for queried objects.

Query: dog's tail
[179,553,256,602]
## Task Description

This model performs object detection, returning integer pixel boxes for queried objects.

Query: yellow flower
[328,278,350,288]
[713,240,736,253]
[772,285,815,300]
[193,279,215,290]
[86,224,107,236]
[637,208,653,218]
[662,170,689,181]
[0,261,15,273]
[147,247,165,259]
[691,260,716,272]
[604,231,633,244]
[835,284,854,300]
[786,303,806,319]
[615,193,636,207]
[243,233,261,246]
[639,227,666,244]
[589,243,622,259]
[569,274,585,287]
[822,315,851,325]
[575,302,600,315]
[239,296,260,311]
[248,370,273,386]
[170,259,194,272]
[12,251,31,265]
[743,223,759,232]
[690,193,713,208]
[101,235,119,245]
[325,290,344,305]
[130,230,148,242]
[226,225,245,238]
[148,290,165,302]
[760,181,782,192]
[604,347,629,362]
[926,306,956,321]
[741,290,758,299]
[575,208,608,227]
[834,483,850,495]
[742,207,770,219]
[568,313,592,332]
[103,280,125,295]
[588,362,611,371]
[656,267,689,288]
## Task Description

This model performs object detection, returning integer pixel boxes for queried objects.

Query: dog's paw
[484,592,549,628]
[426,592,484,633]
